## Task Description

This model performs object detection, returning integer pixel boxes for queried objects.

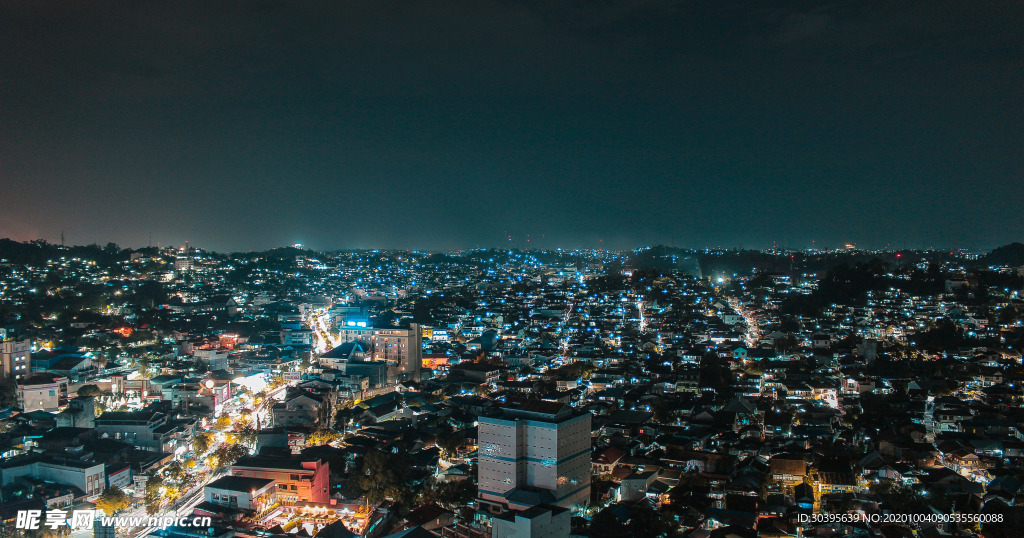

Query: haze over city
[2,1,1023,251]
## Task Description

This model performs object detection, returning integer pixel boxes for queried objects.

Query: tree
[135,357,158,379]
[999,305,1020,325]
[239,426,258,448]
[649,397,673,423]
[144,475,164,515]
[77,384,103,398]
[267,374,287,390]
[93,399,106,417]
[435,429,463,457]
[95,486,130,515]
[420,479,476,511]
[214,415,232,431]
[307,427,340,446]
[774,334,799,353]
[165,460,186,483]
[208,443,249,470]
[357,451,407,505]
[193,431,215,455]
[0,374,17,408]
[588,508,631,537]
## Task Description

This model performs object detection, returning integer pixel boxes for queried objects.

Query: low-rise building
[17,374,66,412]
[1,455,106,501]
[205,476,277,512]
[231,456,329,503]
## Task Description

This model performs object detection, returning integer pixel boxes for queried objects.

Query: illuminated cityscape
[0,242,1023,537]
[2,2,1023,537]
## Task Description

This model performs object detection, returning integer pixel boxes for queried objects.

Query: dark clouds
[1,1,1022,251]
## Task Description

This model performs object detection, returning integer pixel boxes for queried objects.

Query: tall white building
[478,400,592,513]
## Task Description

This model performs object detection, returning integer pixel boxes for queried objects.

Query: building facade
[373,324,422,383]
[204,476,277,512]
[331,324,423,383]
[95,406,178,452]
[231,456,329,504]
[478,401,592,513]
[1,456,106,501]
[17,376,64,412]
[491,505,570,538]
[0,339,31,379]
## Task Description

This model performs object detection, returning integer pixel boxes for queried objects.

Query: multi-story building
[174,248,192,271]
[173,379,232,416]
[1,455,106,501]
[373,324,422,383]
[194,348,231,372]
[280,325,313,346]
[0,338,31,379]
[204,476,277,512]
[337,322,375,343]
[16,374,66,412]
[271,389,324,427]
[95,405,179,452]
[56,396,96,428]
[332,323,423,383]
[231,456,329,504]
[449,363,502,385]
[491,505,570,538]
[477,401,592,513]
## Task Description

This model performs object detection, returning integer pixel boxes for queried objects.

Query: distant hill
[0,238,60,264]
[983,242,1024,267]
[0,238,129,266]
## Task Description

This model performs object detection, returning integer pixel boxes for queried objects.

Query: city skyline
[1,235,1013,257]
[1,200,1023,535]
[2,1,1023,251]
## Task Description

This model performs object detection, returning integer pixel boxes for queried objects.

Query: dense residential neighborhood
[2,239,1024,537]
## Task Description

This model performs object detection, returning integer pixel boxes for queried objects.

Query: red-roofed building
[592,446,626,475]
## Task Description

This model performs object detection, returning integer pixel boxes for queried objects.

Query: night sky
[2,1,1022,252]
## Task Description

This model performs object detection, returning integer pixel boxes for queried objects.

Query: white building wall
[478,413,591,509]
[492,507,570,538]
[1,461,105,499]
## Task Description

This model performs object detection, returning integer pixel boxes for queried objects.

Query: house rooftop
[207,475,275,493]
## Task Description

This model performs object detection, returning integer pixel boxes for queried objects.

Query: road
[120,470,224,537]
[726,296,761,347]
[307,307,340,354]
[136,486,208,537]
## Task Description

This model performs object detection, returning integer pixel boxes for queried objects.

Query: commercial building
[204,476,277,512]
[271,388,324,427]
[95,405,178,452]
[1,455,106,501]
[372,324,422,383]
[327,323,423,384]
[230,456,329,503]
[477,400,592,513]
[110,375,153,401]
